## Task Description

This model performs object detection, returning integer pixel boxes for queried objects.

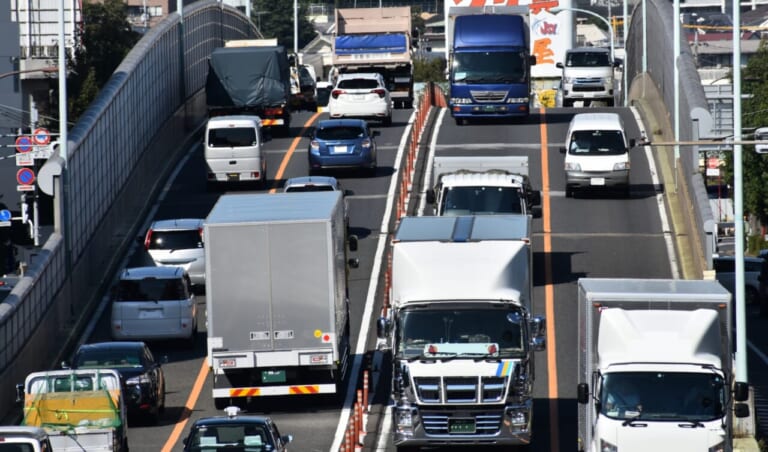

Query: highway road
[65,104,768,452]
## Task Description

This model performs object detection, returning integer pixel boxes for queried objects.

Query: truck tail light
[264,107,284,116]
[372,89,386,98]
[332,89,344,99]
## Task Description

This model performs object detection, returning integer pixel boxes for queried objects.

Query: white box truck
[377,215,546,448]
[426,156,541,216]
[576,278,750,452]
[204,191,358,409]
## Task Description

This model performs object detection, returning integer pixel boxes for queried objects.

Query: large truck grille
[421,411,503,435]
[470,91,508,103]
[414,376,507,404]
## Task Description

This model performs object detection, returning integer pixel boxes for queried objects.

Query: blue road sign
[16,136,33,153]
[0,210,10,222]
[17,168,35,186]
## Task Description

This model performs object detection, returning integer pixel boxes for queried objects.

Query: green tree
[252,1,317,51]
[414,57,445,83]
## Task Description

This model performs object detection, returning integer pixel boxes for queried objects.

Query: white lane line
[630,106,679,279]
[330,109,417,451]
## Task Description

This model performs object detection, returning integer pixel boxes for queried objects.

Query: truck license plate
[590,177,606,186]
[448,418,476,434]
[262,370,286,383]
[227,173,240,181]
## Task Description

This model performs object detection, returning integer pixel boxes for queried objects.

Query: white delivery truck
[426,156,541,216]
[377,215,546,449]
[17,369,128,451]
[205,191,358,409]
[576,278,750,452]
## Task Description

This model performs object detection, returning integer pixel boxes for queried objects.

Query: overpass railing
[0,1,256,420]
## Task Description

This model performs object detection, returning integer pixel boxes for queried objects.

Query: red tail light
[372,89,386,98]
[331,89,344,99]
[198,227,203,243]
[264,107,284,116]
[144,229,153,250]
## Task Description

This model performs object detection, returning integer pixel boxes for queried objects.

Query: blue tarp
[335,34,408,55]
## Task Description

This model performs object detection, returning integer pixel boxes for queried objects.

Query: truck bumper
[392,401,533,447]
[450,103,530,118]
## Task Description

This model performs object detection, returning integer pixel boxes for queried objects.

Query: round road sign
[17,168,36,186]
[0,210,10,222]
[32,128,51,145]
[15,136,33,153]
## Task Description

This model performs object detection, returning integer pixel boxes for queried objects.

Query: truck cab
[0,426,53,452]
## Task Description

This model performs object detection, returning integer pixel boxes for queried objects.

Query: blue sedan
[308,119,379,175]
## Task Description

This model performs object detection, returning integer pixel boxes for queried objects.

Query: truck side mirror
[283,435,294,444]
[531,336,545,352]
[734,381,749,401]
[556,62,564,69]
[529,190,541,207]
[348,235,358,252]
[529,55,537,66]
[376,317,391,338]
[577,383,589,404]
[734,402,750,418]
[426,189,436,204]
[559,146,566,154]
[530,315,546,337]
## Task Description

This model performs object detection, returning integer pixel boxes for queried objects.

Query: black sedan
[65,341,166,423]
[183,406,292,451]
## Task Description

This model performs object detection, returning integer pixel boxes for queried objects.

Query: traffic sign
[15,136,33,153]
[32,128,51,145]
[17,168,36,186]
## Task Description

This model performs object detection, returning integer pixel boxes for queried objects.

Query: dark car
[308,119,379,175]
[183,406,292,452]
[65,341,166,423]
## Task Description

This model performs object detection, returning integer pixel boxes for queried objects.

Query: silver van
[144,218,205,289]
[205,115,266,189]
[110,266,197,344]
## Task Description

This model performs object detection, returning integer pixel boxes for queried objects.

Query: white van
[556,47,618,107]
[562,112,635,198]
[204,115,266,189]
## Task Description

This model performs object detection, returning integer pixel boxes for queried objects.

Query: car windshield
[396,306,525,358]
[569,130,626,155]
[148,230,202,250]
[337,79,379,90]
[441,186,524,215]
[316,126,365,140]
[208,127,257,147]
[75,350,142,369]
[186,424,269,451]
[600,371,726,421]
[0,445,35,452]
[567,52,611,67]
[115,278,185,301]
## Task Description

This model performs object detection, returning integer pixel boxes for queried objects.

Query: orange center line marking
[163,112,323,451]
[540,107,560,452]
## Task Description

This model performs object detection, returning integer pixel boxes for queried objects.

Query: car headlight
[564,77,573,84]
[394,407,413,428]
[600,439,618,452]
[709,442,725,452]
[505,408,528,427]
[565,162,581,171]
[126,374,151,385]
[613,162,630,171]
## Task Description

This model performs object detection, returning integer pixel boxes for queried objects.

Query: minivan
[144,218,205,290]
[556,47,619,107]
[561,112,635,198]
[111,266,197,344]
[204,115,266,189]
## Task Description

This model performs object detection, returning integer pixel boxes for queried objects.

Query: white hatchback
[328,73,392,126]
[110,266,197,344]
[144,218,205,289]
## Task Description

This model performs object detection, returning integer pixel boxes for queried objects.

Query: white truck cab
[204,115,266,189]
[562,112,635,198]
[556,47,619,107]
[0,426,53,452]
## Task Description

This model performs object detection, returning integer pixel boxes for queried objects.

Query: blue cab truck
[447,7,535,125]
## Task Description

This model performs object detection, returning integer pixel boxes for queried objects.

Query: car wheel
[565,187,573,198]
[454,117,465,126]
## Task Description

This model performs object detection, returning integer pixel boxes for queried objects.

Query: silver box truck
[205,191,358,409]
[576,278,750,452]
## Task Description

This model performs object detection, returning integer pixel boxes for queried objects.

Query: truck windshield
[600,372,725,421]
[208,127,257,147]
[452,51,528,83]
[441,186,524,215]
[569,130,626,155]
[396,307,524,358]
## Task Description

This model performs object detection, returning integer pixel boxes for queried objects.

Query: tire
[454,117,465,126]
[607,98,615,107]
[565,187,573,198]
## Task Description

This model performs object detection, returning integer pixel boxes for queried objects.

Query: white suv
[328,73,392,126]
[144,218,205,290]
[110,266,197,344]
